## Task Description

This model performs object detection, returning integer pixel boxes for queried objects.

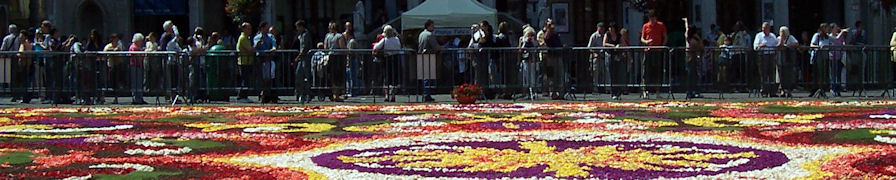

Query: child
[718,34,735,93]
[311,43,326,97]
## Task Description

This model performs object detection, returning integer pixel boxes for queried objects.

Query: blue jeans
[295,57,310,97]
[346,57,362,95]
[421,79,434,97]
[130,67,145,102]
[830,58,843,93]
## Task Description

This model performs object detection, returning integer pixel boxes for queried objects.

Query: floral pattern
[0,101,895,179]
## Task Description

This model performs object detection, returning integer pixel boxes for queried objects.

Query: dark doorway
[0,7,8,32]
[716,0,758,35]
[132,0,190,39]
[653,0,690,47]
[789,0,844,37]
[78,0,104,39]
[789,1,824,37]
[571,0,622,46]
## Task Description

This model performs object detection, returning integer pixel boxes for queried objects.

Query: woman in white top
[373,25,402,102]
[143,32,162,96]
[890,26,895,85]
[777,26,799,97]
[828,23,848,96]
[808,23,830,97]
[890,26,896,62]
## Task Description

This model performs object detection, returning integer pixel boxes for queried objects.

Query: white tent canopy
[401,0,498,30]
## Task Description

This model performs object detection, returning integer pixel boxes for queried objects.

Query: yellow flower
[88,112,115,116]
[502,123,520,129]
[870,129,896,135]
[621,119,678,127]
[14,112,43,117]
[683,115,821,128]
[343,124,390,132]
[339,141,757,178]
[0,124,53,131]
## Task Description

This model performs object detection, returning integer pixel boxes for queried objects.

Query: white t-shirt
[753,32,778,54]
[811,33,830,47]
[468,30,485,48]
[779,35,798,46]
[587,31,605,48]
[373,37,402,55]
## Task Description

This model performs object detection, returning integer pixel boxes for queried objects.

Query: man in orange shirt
[640,10,667,99]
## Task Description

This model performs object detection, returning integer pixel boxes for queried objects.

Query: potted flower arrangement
[225,0,263,24]
[451,84,482,104]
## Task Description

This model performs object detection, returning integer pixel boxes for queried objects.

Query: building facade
[0,0,890,47]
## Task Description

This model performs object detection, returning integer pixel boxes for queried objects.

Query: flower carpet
[2,101,896,179]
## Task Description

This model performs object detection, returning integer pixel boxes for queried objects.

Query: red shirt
[129,43,144,68]
[372,34,385,48]
[641,21,666,46]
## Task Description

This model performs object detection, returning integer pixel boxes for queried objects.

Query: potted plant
[451,84,482,104]
[226,0,263,24]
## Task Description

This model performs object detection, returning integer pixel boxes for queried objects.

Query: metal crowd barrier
[666,45,895,99]
[0,45,893,105]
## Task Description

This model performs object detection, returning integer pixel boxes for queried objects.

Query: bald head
[241,22,252,34]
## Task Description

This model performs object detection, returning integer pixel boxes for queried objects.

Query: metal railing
[0,45,892,105]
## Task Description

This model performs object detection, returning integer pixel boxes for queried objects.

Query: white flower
[869,114,896,119]
[124,147,192,155]
[243,126,284,133]
[62,175,91,180]
[135,141,166,147]
[874,135,896,144]
[574,118,620,124]
[739,120,781,126]
[89,163,155,172]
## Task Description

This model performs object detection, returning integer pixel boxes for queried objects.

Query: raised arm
[890,32,896,47]
[682,18,690,39]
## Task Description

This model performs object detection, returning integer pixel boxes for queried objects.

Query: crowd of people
[0,10,894,105]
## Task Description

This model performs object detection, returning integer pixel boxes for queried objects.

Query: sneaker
[611,96,619,100]
[641,91,649,99]
[423,96,435,102]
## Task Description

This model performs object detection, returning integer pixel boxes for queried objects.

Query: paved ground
[1,90,893,107]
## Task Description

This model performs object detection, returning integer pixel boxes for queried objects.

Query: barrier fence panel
[306,49,415,103]
[568,46,672,100]
[0,46,894,105]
